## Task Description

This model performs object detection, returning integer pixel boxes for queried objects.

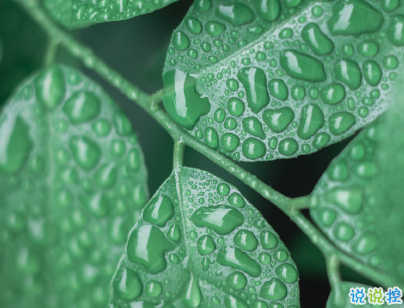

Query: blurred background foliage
[0,0,376,306]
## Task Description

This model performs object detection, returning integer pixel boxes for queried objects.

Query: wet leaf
[310,95,404,285]
[163,0,403,161]
[44,0,178,28]
[0,65,148,307]
[110,167,300,307]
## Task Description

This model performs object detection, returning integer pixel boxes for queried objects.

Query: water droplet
[242,138,266,159]
[218,247,262,277]
[238,67,269,113]
[329,112,356,135]
[297,104,324,139]
[196,0,212,11]
[234,229,258,251]
[263,107,294,133]
[327,0,384,36]
[327,188,363,214]
[114,112,132,136]
[113,266,142,300]
[228,192,245,208]
[168,225,181,242]
[388,15,404,46]
[190,205,244,235]
[260,278,287,300]
[382,0,400,11]
[86,193,110,217]
[225,295,249,308]
[127,148,141,171]
[242,117,265,139]
[363,60,382,86]
[226,272,247,290]
[173,31,190,51]
[197,235,216,255]
[353,234,378,254]
[145,280,162,297]
[69,136,101,170]
[186,18,202,34]
[0,116,33,174]
[260,230,278,249]
[255,0,280,22]
[268,79,288,101]
[206,21,226,37]
[275,263,298,283]
[127,225,174,274]
[216,4,254,26]
[163,70,210,129]
[214,108,226,123]
[302,23,334,55]
[92,119,111,136]
[227,79,239,91]
[280,50,326,82]
[144,194,174,227]
[228,97,245,116]
[291,85,305,100]
[285,0,301,7]
[321,83,345,105]
[334,222,355,241]
[63,91,101,125]
[204,127,219,148]
[358,41,379,57]
[318,209,336,227]
[182,273,202,307]
[278,138,298,156]
[35,66,65,110]
[313,132,330,149]
[334,59,362,90]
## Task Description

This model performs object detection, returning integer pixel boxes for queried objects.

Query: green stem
[44,39,59,66]
[326,255,344,307]
[173,140,185,169]
[17,0,403,292]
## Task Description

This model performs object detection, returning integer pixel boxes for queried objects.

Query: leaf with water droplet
[163,0,404,161]
[310,90,404,287]
[110,167,300,307]
[0,65,149,307]
[44,0,179,28]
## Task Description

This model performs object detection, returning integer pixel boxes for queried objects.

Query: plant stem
[17,0,403,292]
[326,255,344,307]
[44,39,59,66]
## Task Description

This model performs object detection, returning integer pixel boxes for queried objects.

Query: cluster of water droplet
[0,65,148,307]
[163,0,403,161]
[111,167,299,308]
[310,122,385,270]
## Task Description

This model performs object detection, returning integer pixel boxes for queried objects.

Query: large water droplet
[263,107,294,133]
[143,194,175,227]
[321,83,345,105]
[255,0,280,22]
[197,235,216,255]
[242,117,265,139]
[237,67,269,113]
[205,21,226,37]
[63,91,101,125]
[113,266,143,300]
[127,225,174,274]
[327,0,384,36]
[268,79,288,101]
[302,23,334,55]
[329,112,356,135]
[224,295,248,308]
[35,66,65,110]
[190,205,244,235]
[280,50,326,82]
[172,31,191,51]
[217,247,262,277]
[242,138,266,159]
[182,273,202,307]
[334,222,355,241]
[163,70,211,129]
[226,272,247,290]
[275,263,298,283]
[326,188,363,214]
[95,163,117,188]
[0,116,33,174]
[388,15,404,46]
[362,60,382,86]
[234,229,258,251]
[216,3,254,26]
[260,278,287,300]
[334,59,362,90]
[297,104,324,140]
[69,136,101,170]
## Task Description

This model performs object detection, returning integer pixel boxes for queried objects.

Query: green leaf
[110,167,300,307]
[163,0,404,161]
[0,65,148,307]
[310,100,404,284]
[326,282,401,308]
[44,0,178,28]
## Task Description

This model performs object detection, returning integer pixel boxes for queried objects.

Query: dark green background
[0,0,374,306]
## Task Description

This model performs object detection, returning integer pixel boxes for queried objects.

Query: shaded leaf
[0,65,148,307]
[327,282,403,307]
[44,0,178,28]
[110,167,300,307]
[163,0,403,161]
[310,95,404,285]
